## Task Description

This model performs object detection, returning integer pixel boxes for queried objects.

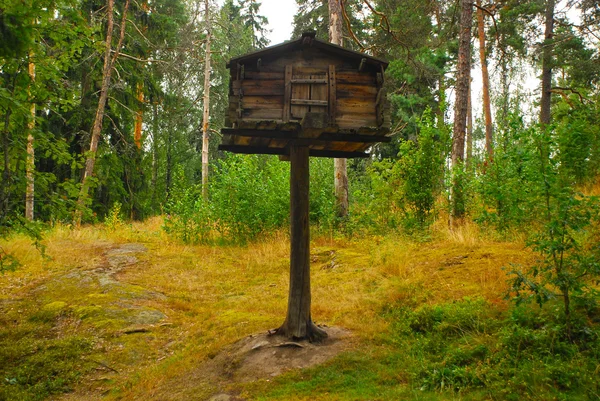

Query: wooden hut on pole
[219,32,390,341]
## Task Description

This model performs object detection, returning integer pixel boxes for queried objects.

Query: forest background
[1,0,600,399]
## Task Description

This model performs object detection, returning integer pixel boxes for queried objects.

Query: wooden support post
[276,144,327,341]
[283,65,292,123]
[358,57,366,72]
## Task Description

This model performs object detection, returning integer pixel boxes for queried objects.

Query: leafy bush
[164,154,336,243]
[382,298,599,398]
[104,201,124,231]
[350,108,449,233]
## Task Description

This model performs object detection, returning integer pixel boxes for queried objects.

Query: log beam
[276,144,327,341]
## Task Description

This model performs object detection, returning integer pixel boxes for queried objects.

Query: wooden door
[284,65,329,123]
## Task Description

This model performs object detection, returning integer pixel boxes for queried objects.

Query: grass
[0,217,598,400]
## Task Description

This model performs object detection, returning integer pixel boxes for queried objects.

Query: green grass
[1,219,598,400]
[248,298,600,401]
[0,305,95,400]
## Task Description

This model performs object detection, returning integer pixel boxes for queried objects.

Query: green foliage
[474,115,543,230]
[164,155,336,243]
[0,246,20,273]
[350,108,449,232]
[105,201,124,231]
[507,170,600,338]
[398,108,450,225]
[255,297,599,400]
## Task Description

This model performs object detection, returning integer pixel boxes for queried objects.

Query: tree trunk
[329,0,348,219]
[540,0,555,127]
[152,103,158,207]
[74,0,130,225]
[25,52,35,221]
[277,145,326,341]
[450,0,472,222]
[452,0,472,167]
[166,125,173,200]
[466,79,473,169]
[134,82,144,149]
[0,108,12,221]
[201,0,211,200]
[477,0,493,157]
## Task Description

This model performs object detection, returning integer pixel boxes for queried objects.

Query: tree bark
[452,0,472,167]
[134,82,144,149]
[0,108,12,221]
[152,103,158,207]
[466,79,473,169]
[476,0,493,157]
[166,125,173,200]
[277,145,326,341]
[540,0,555,127]
[450,0,472,222]
[74,0,130,225]
[25,51,35,221]
[201,0,211,200]
[329,0,348,219]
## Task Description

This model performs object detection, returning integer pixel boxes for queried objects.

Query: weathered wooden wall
[226,48,390,131]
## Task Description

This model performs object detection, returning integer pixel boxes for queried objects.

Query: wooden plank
[336,113,378,129]
[291,99,328,106]
[221,128,389,143]
[311,149,369,158]
[336,72,376,85]
[249,135,272,148]
[337,102,376,115]
[233,135,252,146]
[325,141,366,152]
[311,74,328,111]
[242,96,284,109]
[221,128,297,139]
[328,65,336,125]
[219,145,285,155]
[242,108,283,120]
[233,79,285,96]
[376,87,386,127]
[291,66,331,75]
[240,79,285,88]
[245,71,284,80]
[218,144,369,158]
[291,78,328,84]
[337,84,378,98]
[284,65,292,122]
[318,132,391,143]
[291,74,310,119]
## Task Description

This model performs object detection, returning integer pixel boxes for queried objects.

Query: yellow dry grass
[0,217,534,400]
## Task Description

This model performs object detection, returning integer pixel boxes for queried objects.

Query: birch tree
[201,0,212,200]
[74,0,131,225]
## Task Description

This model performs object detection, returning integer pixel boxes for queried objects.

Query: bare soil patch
[163,327,351,401]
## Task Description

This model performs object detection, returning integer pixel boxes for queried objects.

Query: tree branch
[110,50,169,64]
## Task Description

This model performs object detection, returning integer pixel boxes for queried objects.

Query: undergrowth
[252,297,600,400]
[0,304,96,400]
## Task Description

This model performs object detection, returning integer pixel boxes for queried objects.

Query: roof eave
[226,36,388,69]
